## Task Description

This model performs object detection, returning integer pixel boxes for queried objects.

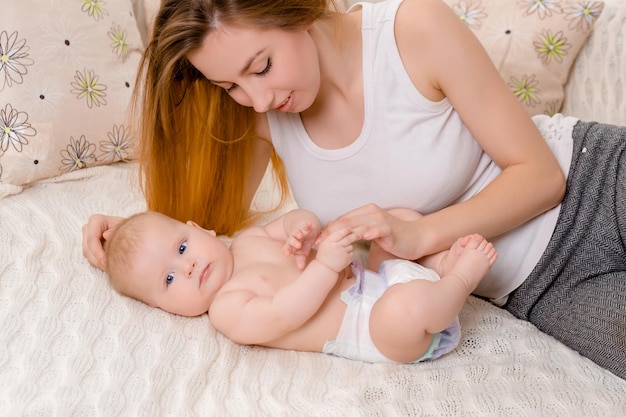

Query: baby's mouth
[199,264,211,287]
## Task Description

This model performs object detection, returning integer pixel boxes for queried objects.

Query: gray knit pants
[505,121,626,379]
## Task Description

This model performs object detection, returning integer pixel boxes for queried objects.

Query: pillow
[562,0,626,125]
[136,0,159,45]
[442,0,604,116]
[0,0,143,196]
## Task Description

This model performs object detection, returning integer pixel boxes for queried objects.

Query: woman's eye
[226,83,238,93]
[256,58,272,76]
[166,273,174,286]
[179,242,187,254]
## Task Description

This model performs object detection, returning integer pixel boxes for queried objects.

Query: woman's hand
[81,214,123,271]
[320,204,421,261]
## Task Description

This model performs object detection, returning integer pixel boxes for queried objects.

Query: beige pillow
[0,0,143,196]
[562,0,626,125]
[139,0,161,44]
[443,0,604,116]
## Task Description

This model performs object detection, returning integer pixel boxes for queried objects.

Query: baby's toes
[464,234,486,249]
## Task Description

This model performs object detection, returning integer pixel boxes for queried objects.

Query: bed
[1,0,625,415]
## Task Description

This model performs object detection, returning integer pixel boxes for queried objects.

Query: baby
[103,209,496,363]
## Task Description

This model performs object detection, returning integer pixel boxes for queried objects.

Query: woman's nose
[249,86,273,113]
[252,97,272,113]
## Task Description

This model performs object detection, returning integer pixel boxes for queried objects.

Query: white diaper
[322,259,461,363]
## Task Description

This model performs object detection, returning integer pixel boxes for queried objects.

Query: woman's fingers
[322,204,390,239]
[82,215,105,267]
[82,214,122,270]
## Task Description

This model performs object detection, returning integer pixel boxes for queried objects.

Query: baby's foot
[440,234,497,293]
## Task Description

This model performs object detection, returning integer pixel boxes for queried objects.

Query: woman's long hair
[131,0,339,235]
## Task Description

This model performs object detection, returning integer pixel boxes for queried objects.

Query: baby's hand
[316,227,360,273]
[284,221,318,270]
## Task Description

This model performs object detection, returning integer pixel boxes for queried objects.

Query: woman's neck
[305,11,363,117]
[299,11,365,149]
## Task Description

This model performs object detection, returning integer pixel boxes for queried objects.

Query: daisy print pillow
[0,0,143,195]
[442,0,604,116]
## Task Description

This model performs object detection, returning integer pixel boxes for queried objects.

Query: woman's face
[187,24,321,114]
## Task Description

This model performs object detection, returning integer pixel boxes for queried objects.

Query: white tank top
[267,0,576,304]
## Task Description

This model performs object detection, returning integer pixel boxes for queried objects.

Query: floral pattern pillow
[0,0,143,195]
[442,0,604,116]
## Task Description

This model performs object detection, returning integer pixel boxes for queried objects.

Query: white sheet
[1,162,625,416]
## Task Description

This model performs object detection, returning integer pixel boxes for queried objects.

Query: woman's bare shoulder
[395,0,464,43]
[394,0,494,101]
[393,0,466,100]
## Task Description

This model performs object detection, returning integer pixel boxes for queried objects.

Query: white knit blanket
[1,162,625,416]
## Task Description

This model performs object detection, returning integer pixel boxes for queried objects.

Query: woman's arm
[403,0,565,255]
[329,0,565,260]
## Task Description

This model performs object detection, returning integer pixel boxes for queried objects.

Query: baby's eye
[179,242,187,254]
[166,273,174,286]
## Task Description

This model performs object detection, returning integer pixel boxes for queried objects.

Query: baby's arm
[257,209,322,240]
[209,227,359,346]
[256,209,323,269]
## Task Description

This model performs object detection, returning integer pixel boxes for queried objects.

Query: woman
[82,0,625,378]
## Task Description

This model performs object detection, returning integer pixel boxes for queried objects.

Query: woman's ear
[187,220,217,237]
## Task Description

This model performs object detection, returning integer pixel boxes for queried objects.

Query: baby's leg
[369,235,497,363]
[436,234,496,292]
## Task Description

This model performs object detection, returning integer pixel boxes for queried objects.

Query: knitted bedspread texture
[1,163,625,416]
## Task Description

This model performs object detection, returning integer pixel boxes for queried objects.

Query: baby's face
[130,215,233,316]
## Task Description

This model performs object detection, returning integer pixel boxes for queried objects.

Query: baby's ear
[186,220,217,237]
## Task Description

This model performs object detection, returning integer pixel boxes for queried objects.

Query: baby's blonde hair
[105,211,163,301]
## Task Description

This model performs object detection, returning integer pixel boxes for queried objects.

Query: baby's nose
[187,260,197,278]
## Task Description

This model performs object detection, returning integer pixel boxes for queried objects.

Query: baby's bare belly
[265,270,354,353]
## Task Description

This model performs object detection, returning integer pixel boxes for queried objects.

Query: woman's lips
[277,93,293,112]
